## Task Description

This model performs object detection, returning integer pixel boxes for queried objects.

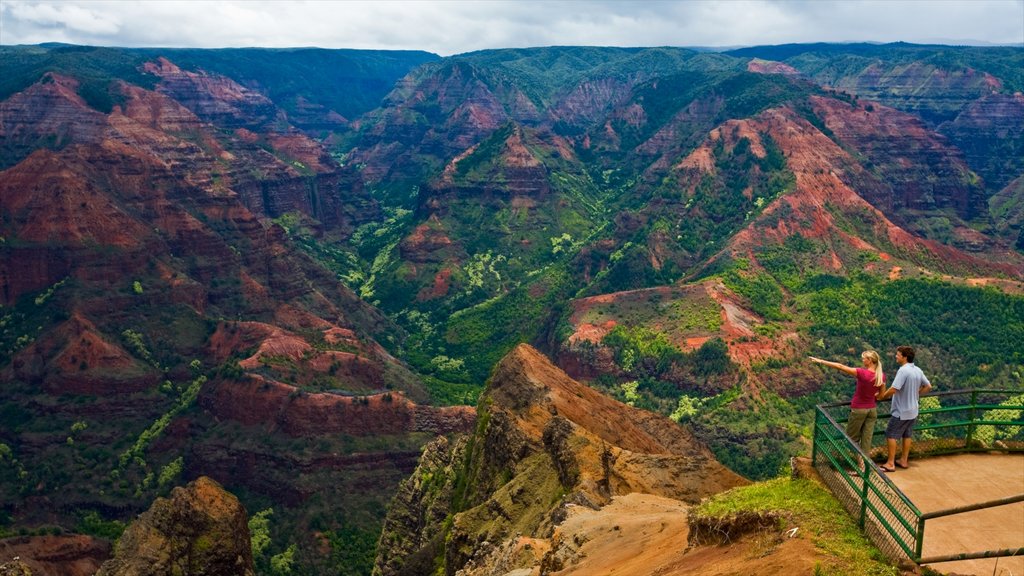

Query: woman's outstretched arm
[808,356,859,377]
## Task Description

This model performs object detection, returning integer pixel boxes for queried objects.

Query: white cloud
[5,1,121,36]
[0,0,1021,53]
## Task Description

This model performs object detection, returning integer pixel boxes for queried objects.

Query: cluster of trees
[602,325,734,388]
[808,277,1024,387]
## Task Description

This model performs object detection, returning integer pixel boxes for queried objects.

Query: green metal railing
[812,388,1024,564]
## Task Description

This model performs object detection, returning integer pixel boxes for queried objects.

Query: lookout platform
[812,389,1024,575]
[887,453,1023,576]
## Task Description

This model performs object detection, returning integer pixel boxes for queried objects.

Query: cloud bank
[1,0,1021,55]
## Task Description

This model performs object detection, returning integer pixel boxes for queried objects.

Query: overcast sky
[1,0,1021,55]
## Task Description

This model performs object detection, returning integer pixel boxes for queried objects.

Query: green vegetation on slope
[444,266,574,383]
[727,42,1024,94]
[451,46,711,112]
[808,276,1024,392]
[0,44,158,113]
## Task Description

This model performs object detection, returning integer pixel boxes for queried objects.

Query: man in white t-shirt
[877,345,933,472]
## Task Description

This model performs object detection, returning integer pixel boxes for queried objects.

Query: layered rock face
[811,96,986,221]
[349,60,516,183]
[201,377,474,437]
[373,344,746,576]
[0,63,378,253]
[143,57,281,130]
[424,125,553,207]
[0,73,107,169]
[807,60,1001,126]
[0,535,110,576]
[939,93,1024,193]
[96,477,254,576]
[549,77,634,130]
[990,175,1024,249]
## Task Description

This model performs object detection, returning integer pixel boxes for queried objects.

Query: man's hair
[897,346,915,363]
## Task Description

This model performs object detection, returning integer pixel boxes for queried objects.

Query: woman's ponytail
[863,350,883,387]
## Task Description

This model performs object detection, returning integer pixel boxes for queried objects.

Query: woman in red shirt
[810,351,886,464]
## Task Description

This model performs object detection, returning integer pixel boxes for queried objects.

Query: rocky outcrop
[9,313,160,395]
[374,344,746,576]
[372,436,470,576]
[399,215,464,264]
[0,560,32,576]
[747,59,800,76]
[96,477,254,576]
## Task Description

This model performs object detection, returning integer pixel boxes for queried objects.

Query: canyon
[1,42,1022,574]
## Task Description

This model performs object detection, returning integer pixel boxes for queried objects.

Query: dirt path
[886,453,1024,576]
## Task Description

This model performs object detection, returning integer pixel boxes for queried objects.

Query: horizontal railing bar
[921,493,1024,520]
[919,547,1024,564]
[817,389,1018,410]
[925,389,1021,398]
[876,415,1024,427]
[919,405,1024,414]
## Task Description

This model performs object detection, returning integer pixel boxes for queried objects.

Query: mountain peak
[375,344,747,575]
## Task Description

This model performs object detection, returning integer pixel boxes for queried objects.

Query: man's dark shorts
[886,417,917,439]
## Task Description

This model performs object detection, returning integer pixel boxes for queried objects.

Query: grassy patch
[694,477,898,576]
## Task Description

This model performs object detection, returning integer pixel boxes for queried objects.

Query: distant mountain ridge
[0,44,439,130]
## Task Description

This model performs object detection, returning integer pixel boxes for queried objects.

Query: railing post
[859,465,870,529]
[966,389,978,450]
[915,517,925,562]
[812,408,820,465]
